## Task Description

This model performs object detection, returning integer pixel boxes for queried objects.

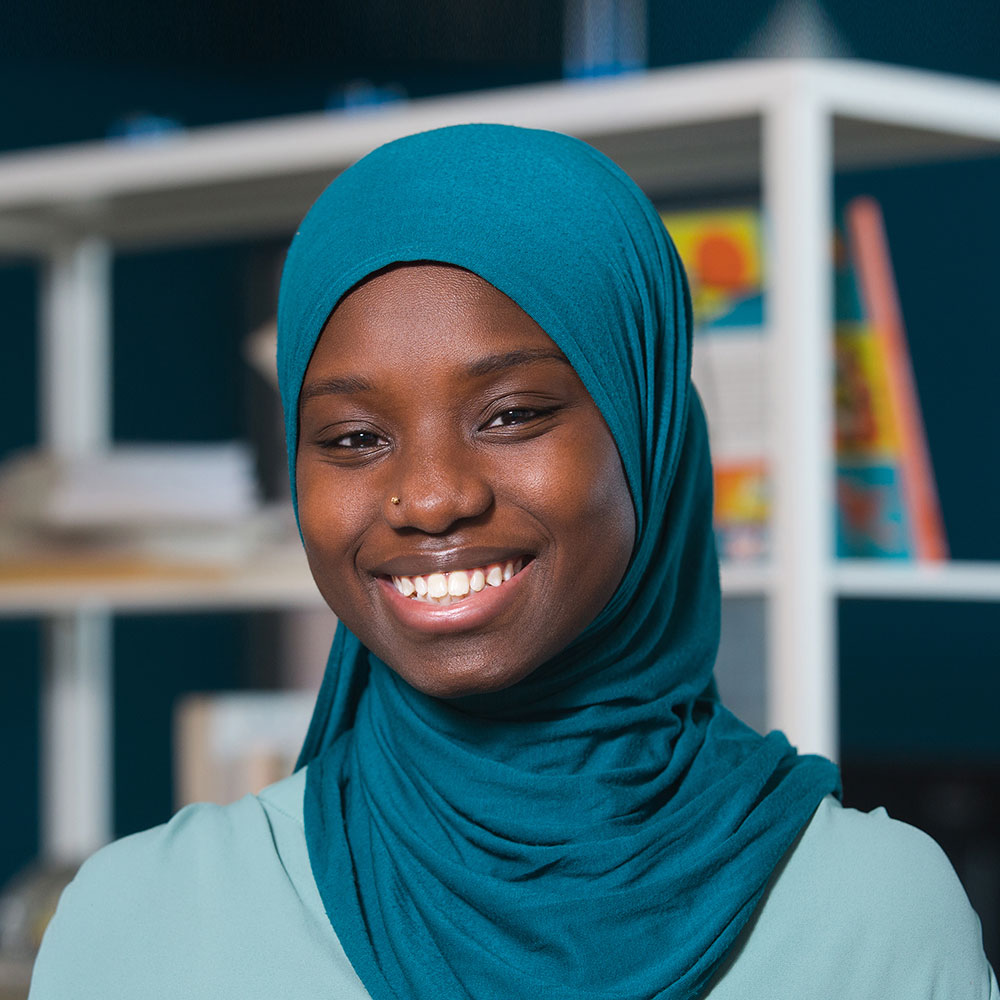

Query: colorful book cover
[835,199,948,560]
[663,207,765,329]
[661,207,769,560]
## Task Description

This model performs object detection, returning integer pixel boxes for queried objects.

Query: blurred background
[1,0,998,990]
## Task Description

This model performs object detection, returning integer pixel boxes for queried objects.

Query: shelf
[0,59,998,253]
[0,545,326,617]
[724,559,1000,601]
[834,559,1000,602]
[719,560,773,596]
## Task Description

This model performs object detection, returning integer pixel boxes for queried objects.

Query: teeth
[390,560,527,604]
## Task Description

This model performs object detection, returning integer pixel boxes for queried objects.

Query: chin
[389,651,539,700]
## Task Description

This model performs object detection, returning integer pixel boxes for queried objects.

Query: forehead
[313,262,559,368]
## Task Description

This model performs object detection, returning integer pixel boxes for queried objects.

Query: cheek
[294,461,364,588]
[515,424,635,586]
[579,439,636,580]
[582,429,634,520]
[295,461,328,548]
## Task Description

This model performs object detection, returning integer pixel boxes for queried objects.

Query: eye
[484,407,553,429]
[326,429,388,450]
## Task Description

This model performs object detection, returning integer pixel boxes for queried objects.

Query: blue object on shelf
[325,80,407,114]
[107,113,184,142]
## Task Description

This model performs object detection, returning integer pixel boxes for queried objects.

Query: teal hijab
[279,124,839,1000]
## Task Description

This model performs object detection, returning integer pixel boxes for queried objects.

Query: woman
[31,124,996,999]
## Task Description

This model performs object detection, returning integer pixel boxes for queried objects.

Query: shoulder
[792,797,981,942]
[46,767,304,905]
[707,796,996,999]
[29,770,341,1000]
[49,775,298,908]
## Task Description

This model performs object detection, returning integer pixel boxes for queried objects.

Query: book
[0,443,258,530]
[661,199,947,562]
[835,198,948,560]
[174,691,314,807]
[0,443,267,570]
[661,207,769,560]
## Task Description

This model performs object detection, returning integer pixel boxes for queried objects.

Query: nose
[386,434,494,534]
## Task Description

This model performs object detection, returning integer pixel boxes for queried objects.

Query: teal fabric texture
[277,124,841,1000]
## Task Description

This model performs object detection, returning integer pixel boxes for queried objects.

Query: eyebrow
[464,348,572,378]
[299,348,571,403]
[298,374,374,402]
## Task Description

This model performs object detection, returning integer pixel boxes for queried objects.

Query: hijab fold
[278,124,840,1000]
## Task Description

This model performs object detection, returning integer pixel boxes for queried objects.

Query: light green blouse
[30,770,998,999]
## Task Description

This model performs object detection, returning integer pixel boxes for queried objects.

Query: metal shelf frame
[2,57,999,861]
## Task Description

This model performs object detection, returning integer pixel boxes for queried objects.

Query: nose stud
[389,495,400,505]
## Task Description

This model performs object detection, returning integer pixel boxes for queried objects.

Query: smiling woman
[30,125,996,1000]
[296,263,634,698]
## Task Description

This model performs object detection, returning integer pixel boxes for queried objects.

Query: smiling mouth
[389,558,528,606]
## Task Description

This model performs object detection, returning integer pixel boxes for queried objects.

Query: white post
[40,239,112,453]
[762,82,838,760]
[41,611,113,863]
[38,238,115,861]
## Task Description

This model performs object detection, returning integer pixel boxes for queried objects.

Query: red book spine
[846,197,948,561]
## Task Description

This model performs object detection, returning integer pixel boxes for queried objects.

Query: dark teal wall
[840,600,1000,759]
[648,0,1000,82]
[113,244,251,442]
[112,614,247,837]
[833,158,1000,760]
[0,268,41,889]
[0,621,40,884]
[835,158,1000,565]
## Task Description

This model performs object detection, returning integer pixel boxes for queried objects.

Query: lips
[371,546,532,579]
[391,558,525,605]
[375,555,534,634]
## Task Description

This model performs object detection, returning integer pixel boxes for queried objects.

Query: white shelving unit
[2,58,999,862]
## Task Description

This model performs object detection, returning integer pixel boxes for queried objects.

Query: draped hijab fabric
[278,124,840,1000]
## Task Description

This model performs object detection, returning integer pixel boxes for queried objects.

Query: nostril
[387,471,494,533]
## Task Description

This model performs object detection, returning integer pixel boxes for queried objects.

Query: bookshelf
[1,58,999,863]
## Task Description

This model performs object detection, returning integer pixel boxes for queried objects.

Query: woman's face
[296,263,635,699]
